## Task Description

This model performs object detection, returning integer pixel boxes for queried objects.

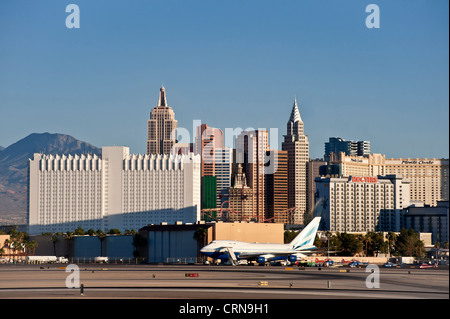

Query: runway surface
[0,263,448,299]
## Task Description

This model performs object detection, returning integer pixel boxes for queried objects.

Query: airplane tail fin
[290,217,321,250]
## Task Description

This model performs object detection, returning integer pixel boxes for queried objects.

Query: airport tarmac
[0,263,448,299]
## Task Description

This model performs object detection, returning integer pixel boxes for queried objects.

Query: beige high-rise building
[328,152,449,207]
[147,86,178,155]
[195,123,224,177]
[282,98,310,224]
[235,130,269,222]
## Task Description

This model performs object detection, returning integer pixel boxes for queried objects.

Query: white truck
[26,256,68,264]
[398,257,415,265]
[94,256,109,263]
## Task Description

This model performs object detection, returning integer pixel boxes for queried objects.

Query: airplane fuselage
[200,240,309,261]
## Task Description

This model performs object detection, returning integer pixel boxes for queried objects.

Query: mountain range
[0,133,100,226]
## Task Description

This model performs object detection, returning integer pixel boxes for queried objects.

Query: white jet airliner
[200,217,321,265]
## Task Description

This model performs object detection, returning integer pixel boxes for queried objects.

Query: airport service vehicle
[26,256,68,263]
[94,257,109,263]
[398,257,415,264]
[200,217,321,266]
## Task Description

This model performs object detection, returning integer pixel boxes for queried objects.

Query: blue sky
[0,0,448,159]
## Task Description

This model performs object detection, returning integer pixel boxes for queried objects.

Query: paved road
[0,264,448,299]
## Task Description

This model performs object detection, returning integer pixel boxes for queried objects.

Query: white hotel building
[315,175,411,233]
[28,146,201,235]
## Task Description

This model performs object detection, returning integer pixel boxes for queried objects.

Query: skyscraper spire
[282,96,309,225]
[158,86,168,107]
[147,86,177,155]
[289,97,302,123]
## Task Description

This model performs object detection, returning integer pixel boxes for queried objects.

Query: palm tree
[193,227,208,260]
[29,241,38,256]
[363,233,374,257]
[51,234,58,256]
[97,230,106,257]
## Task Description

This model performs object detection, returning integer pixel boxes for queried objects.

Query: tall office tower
[235,130,269,222]
[265,150,289,223]
[282,98,310,224]
[324,137,371,158]
[147,86,178,155]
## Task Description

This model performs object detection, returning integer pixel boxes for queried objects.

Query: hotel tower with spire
[282,98,310,224]
[147,86,178,155]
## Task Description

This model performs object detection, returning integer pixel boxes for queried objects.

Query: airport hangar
[137,221,284,263]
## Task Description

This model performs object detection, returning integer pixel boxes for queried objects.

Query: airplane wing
[238,249,315,259]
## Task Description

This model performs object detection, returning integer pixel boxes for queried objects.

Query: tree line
[285,228,448,258]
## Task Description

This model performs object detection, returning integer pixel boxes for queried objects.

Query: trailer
[398,257,415,265]
[26,256,68,264]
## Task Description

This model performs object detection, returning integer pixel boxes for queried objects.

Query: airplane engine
[257,254,275,264]
[289,253,306,263]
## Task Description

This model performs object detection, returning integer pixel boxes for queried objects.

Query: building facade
[325,137,371,158]
[327,152,449,207]
[265,150,289,223]
[28,146,201,235]
[147,86,178,155]
[307,159,327,217]
[214,147,233,208]
[194,124,233,208]
[282,98,310,224]
[235,130,269,222]
[315,175,411,233]
[405,201,449,245]
[228,164,254,222]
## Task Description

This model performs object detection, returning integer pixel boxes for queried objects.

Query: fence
[165,257,203,264]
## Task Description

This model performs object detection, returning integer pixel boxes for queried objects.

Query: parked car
[383,262,397,268]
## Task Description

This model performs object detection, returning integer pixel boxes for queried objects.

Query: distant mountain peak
[0,132,100,184]
[0,133,102,224]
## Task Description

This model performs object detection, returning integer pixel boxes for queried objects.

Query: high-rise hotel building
[28,146,201,235]
[315,175,411,232]
[282,98,310,224]
[327,152,449,207]
[147,86,178,155]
